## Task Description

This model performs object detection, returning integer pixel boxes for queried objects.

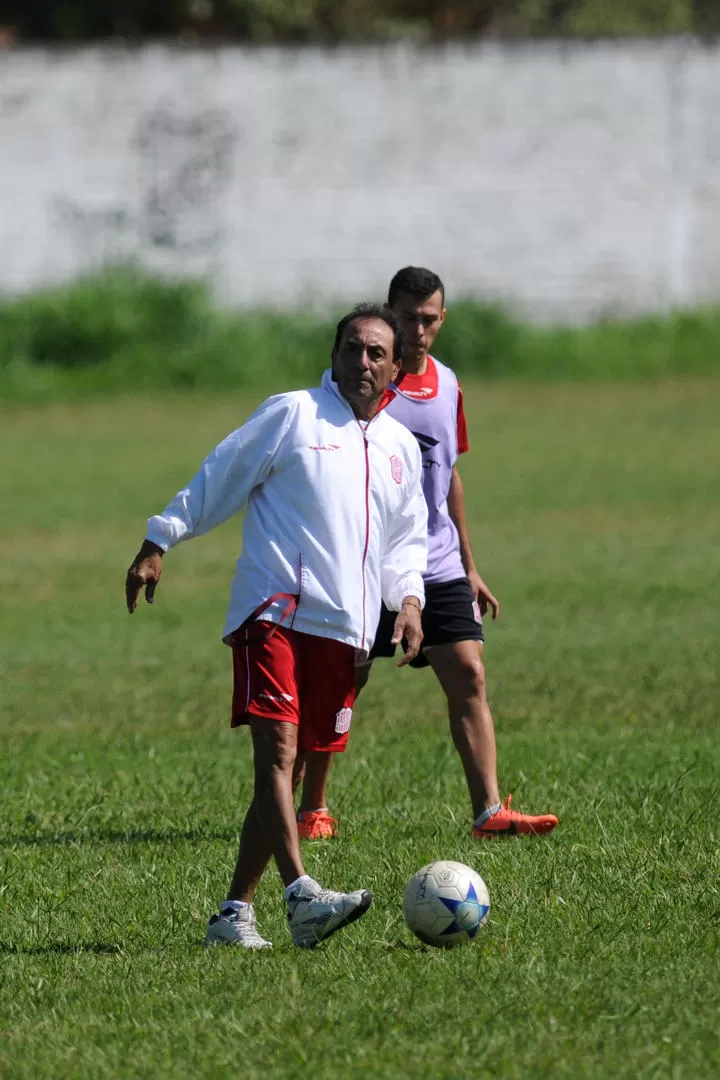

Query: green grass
[1,376,719,1078]
[2,268,720,404]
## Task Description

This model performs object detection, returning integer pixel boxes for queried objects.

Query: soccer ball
[403,860,490,947]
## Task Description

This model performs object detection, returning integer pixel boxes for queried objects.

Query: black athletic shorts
[369,577,484,670]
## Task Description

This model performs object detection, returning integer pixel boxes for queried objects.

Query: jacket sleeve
[380,440,428,612]
[145,393,297,550]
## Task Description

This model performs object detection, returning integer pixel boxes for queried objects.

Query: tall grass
[1,267,718,403]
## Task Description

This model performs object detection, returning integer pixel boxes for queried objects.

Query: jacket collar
[321,368,398,421]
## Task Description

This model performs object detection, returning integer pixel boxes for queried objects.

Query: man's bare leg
[426,640,501,818]
[227,718,306,899]
[296,753,333,814]
[210,716,374,949]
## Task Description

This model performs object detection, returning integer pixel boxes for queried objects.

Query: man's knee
[458,655,486,701]
[432,645,487,704]
[251,718,298,775]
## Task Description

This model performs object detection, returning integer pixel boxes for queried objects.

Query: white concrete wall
[2,40,720,321]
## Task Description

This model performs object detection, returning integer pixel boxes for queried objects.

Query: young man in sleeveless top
[297,268,559,840]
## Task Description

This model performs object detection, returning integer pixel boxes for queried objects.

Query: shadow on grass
[0,941,122,956]
[0,827,237,848]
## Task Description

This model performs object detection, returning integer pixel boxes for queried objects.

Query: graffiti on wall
[55,102,238,268]
[133,104,237,253]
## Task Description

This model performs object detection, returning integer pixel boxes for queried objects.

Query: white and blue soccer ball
[403,860,490,947]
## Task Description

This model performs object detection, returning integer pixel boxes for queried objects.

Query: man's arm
[145,395,296,552]
[125,394,296,613]
[447,464,500,620]
[380,444,428,665]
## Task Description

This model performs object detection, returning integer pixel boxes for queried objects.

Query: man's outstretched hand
[126,540,164,613]
[392,597,424,667]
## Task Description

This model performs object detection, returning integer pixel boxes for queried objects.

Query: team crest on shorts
[390,455,403,484]
[472,600,483,625]
[334,707,353,734]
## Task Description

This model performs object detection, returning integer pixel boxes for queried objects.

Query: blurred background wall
[3,40,719,321]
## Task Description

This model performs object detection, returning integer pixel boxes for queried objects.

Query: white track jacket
[145,371,428,655]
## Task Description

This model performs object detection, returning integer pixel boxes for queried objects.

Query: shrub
[1,266,718,404]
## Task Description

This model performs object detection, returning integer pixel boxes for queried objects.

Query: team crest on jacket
[334,708,353,734]
[390,454,403,484]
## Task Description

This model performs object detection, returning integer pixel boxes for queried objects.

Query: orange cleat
[472,795,558,839]
[297,810,338,840]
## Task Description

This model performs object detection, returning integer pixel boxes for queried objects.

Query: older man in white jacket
[125,304,427,950]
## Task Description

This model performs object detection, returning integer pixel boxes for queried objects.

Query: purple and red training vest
[387,355,469,585]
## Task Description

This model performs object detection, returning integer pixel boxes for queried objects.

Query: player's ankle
[473,802,502,828]
[285,875,321,899]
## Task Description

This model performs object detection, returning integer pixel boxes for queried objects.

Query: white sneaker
[287,879,372,949]
[204,905,272,949]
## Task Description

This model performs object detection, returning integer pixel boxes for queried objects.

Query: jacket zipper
[360,427,371,651]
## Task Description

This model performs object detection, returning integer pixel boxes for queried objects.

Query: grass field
[1,376,719,1078]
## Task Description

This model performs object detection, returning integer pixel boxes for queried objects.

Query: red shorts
[229,621,356,753]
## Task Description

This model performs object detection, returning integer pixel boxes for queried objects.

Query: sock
[298,807,328,817]
[220,899,249,915]
[474,802,502,828]
[285,874,316,899]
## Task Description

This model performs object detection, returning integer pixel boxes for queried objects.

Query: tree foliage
[3,0,720,42]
